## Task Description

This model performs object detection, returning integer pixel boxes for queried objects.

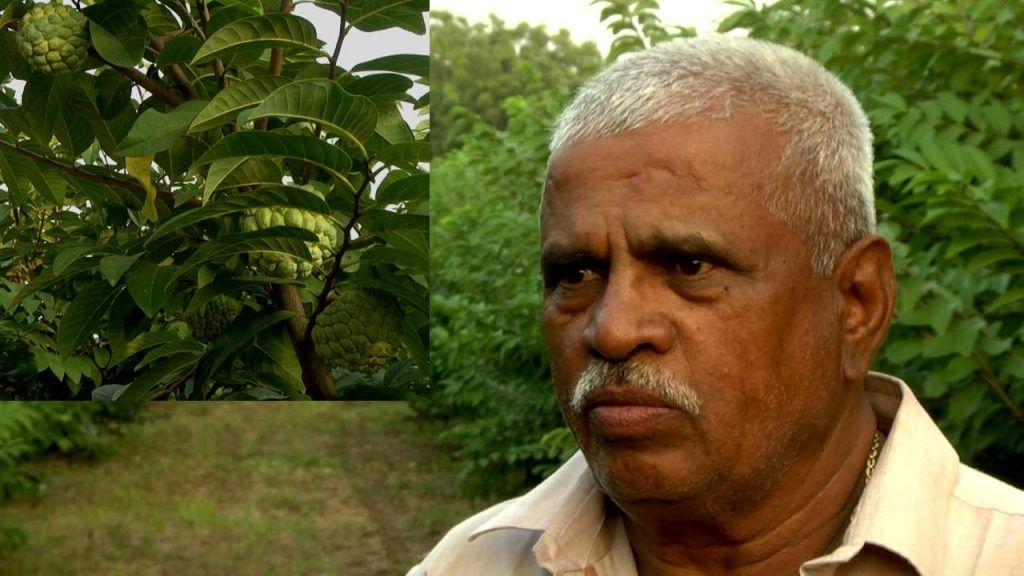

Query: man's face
[541,113,848,509]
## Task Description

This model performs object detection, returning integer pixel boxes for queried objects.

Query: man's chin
[584,441,712,504]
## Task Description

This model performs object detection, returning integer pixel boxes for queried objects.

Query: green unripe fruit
[239,205,338,279]
[16,3,89,76]
[184,295,242,342]
[313,288,403,373]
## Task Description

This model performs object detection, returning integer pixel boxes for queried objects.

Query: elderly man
[413,36,1024,575]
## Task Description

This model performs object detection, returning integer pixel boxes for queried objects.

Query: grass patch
[0,402,494,575]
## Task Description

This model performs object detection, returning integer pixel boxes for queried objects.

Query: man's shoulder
[407,498,546,576]
[953,463,1024,515]
[932,464,1024,573]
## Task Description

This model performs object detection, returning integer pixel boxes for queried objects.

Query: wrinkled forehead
[541,113,790,223]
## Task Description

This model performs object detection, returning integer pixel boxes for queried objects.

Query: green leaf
[966,248,1021,272]
[883,338,924,364]
[346,73,415,100]
[376,173,427,204]
[117,353,200,400]
[56,283,126,359]
[188,76,292,133]
[116,100,209,156]
[986,287,1024,313]
[344,0,428,34]
[157,35,203,67]
[99,254,142,286]
[948,383,988,424]
[111,330,180,364]
[204,157,284,196]
[379,141,429,165]
[936,92,967,124]
[147,185,330,245]
[125,262,179,317]
[191,14,320,65]
[248,79,378,156]
[193,309,296,385]
[21,72,67,144]
[137,339,206,370]
[352,54,428,77]
[52,246,96,276]
[923,318,985,358]
[191,132,353,183]
[248,327,304,396]
[85,0,149,68]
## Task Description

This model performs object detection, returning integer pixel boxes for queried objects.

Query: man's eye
[561,267,600,286]
[671,257,711,276]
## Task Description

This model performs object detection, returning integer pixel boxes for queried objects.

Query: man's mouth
[585,387,682,439]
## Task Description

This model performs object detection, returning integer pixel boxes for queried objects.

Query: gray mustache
[570,357,702,417]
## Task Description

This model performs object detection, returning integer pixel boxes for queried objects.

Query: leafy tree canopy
[430,10,603,155]
[0,0,429,400]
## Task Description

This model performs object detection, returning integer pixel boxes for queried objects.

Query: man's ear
[834,235,896,384]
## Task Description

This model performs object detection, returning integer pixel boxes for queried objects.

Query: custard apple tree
[0,0,429,400]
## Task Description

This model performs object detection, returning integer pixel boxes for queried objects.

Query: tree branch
[194,0,228,90]
[150,37,198,100]
[90,48,185,107]
[268,0,296,76]
[306,160,372,340]
[0,139,199,207]
[272,284,336,399]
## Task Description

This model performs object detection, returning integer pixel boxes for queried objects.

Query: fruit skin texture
[239,207,338,279]
[313,288,403,373]
[184,295,243,342]
[16,3,89,76]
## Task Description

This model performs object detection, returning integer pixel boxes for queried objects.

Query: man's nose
[583,271,675,361]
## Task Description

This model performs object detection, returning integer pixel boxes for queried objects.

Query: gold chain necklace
[864,431,884,480]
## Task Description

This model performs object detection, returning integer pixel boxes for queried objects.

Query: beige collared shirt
[409,373,1024,575]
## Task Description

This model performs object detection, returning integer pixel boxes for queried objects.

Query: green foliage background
[0,0,429,400]
[430,11,602,155]
[428,0,1024,496]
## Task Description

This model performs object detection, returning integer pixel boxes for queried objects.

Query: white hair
[548,36,875,275]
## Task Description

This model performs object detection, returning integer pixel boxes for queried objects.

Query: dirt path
[0,403,488,576]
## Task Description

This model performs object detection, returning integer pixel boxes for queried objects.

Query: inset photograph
[0,0,428,400]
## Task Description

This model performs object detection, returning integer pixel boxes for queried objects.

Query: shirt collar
[469,372,960,576]
[806,373,959,576]
[469,450,611,571]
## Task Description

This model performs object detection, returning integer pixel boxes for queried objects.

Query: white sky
[431,0,740,55]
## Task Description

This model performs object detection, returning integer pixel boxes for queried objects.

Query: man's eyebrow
[639,231,750,271]
[539,244,599,268]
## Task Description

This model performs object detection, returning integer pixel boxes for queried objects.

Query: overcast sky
[431,0,740,55]
[294,3,427,64]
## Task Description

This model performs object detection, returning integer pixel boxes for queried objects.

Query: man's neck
[620,399,878,576]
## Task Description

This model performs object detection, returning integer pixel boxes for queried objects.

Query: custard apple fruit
[239,206,338,279]
[184,295,242,342]
[16,3,89,76]
[313,288,403,372]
